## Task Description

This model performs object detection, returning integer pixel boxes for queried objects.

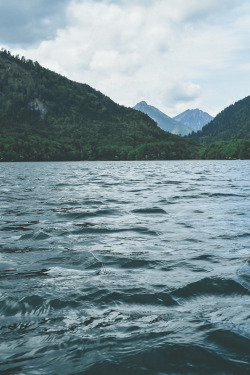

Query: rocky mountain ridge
[133,102,213,135]
[133,101,191,136]
[173,109,213,132]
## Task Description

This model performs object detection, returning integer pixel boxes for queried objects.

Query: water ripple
[0,160,249,374]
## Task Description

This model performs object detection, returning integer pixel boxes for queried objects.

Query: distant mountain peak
[173,108,213,132]
[134,101,191,136]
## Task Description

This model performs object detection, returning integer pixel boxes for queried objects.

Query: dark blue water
[0,160,249,374]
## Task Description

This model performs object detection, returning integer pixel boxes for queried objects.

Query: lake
[0,160,249,374]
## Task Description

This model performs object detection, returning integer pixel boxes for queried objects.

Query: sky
[1,0,250,117]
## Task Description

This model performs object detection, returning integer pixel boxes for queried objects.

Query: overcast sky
[1,0,250,117]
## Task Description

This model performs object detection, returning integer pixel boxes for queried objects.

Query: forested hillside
[187,96,250,159]
[189,96,250,144]
[0,50,200,161]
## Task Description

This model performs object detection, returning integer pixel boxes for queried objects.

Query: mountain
[188,96,250,145]
[133,101,191,136]
[173,109,213,132]
[0,50,201,161]
[188,96,250,159]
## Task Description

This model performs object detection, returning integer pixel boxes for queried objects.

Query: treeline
[0,133,201,161]
[199,139,250,160]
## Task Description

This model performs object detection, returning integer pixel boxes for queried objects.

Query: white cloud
[167,82,202,103]
[5,0,250,117]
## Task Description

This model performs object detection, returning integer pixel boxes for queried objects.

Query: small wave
[106,199,130,204]
[59,208,120,219]
[70,226,159,236]
[74,222,97,228]
[1,225,32,232]
[207,328,250,354]
[215,232,250,240]
[163,180,183,185]
[0,294,81,318]
[191,254,219,263]
[49,298,79,310]
[51,207,79,213]
[0,262,16,272]
[177,222,194,229]
[183,238,203,243]
[52,182,70,188]
[123,292,178,307]
[46,264,101,276]
[208,192,247,198]
[0,295,49,317]
[19,231,50,241]
[82,199,104,205]
[0,246,48,254]
[81,289,178,307]
[113,258,157,269]
[13,269,49,279]
[172,277,249,300]
[132,208,167,214]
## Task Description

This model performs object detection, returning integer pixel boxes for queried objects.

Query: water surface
[0,160,249,374]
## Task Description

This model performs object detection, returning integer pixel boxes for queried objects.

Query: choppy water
[0,160,249,375]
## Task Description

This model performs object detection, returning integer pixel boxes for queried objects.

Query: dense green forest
[187,95,250,159]
[199,139,250,159]
[0,50,201,161]
[188,96,250,141]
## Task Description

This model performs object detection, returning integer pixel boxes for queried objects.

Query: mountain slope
[188,96,250,144]
[174,109,213,132]
[133,101,191,136]
[0,50,200,161]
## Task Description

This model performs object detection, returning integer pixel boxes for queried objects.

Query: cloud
[3,0,250,116]
[175,0,240,23]
[167,82,201,103]
[0,0,70,47]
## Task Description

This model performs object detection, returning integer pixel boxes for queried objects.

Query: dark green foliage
[199,139,250,160]
[189,96,250,145]
[0,50,201,161]
[127,140,202,160]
